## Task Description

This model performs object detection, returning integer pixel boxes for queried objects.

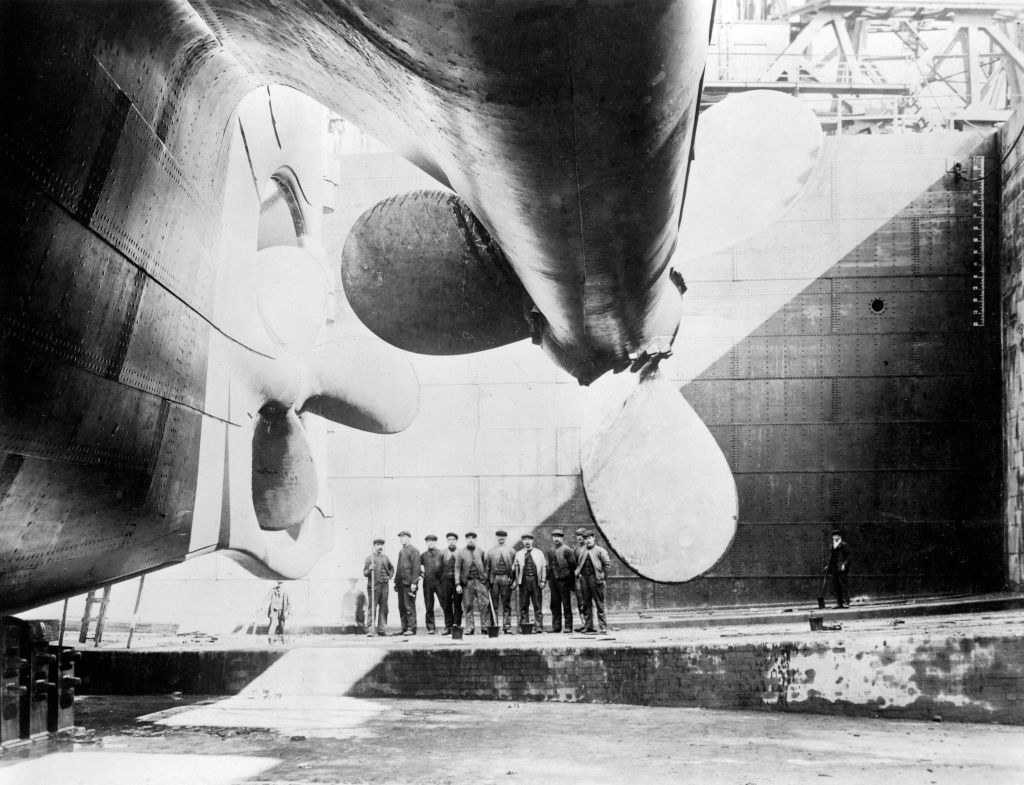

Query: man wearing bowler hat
[362,538,393,636]
[824,529,852,609]
[546,529,577,633]
[420,534,445,634]
[513,533,547,632]
[439,532,461,634]
[394,530,421,635]
[455,531,492,634]
[487,529,516,634]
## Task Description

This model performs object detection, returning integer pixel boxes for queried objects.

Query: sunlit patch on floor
[0,752,278,785]
[147,647,390,739]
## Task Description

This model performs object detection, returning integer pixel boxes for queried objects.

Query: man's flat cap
[551,529,564,537]
[465,531,478,538]
[373,538,385,545]
[521,533,534,540]
[425,534,437,541]
[398,530,411,537]
[446,532,459,539]
[495,529,508,537]
[575,527,587,535]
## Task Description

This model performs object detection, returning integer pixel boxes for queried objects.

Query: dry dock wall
[78,634,1024,725]
[1000,107,1024,593]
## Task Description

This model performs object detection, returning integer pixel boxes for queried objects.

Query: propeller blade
[252,406,318,531]
[677,90,822,261]
[297,337,419,434]
[340,190,531,355]
[580,371,737,582]
[253,245,329,353]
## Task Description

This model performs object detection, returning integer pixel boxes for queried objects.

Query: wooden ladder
[78,585,112,646]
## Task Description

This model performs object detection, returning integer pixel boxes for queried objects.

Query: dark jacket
[420,548,445,584]
[574,545,612,584]
[827,542,851,573]
[395,543,421,585]
[454,546,489,585]
[546,543,577,580]
[363,553,394,584]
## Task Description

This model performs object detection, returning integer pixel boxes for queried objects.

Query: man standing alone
[394,530,421,636]
[487,529,516,634]
[546,529,576,633]
[575,530,612,633]
[420,534,445,634]
[513,533,547,633]
[363,538,393,636]
[825,530,852,609]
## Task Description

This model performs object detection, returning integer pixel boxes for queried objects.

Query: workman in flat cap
[513,533,547,632]
[455,531,492,634]
[394,530,421,636]
[420,534,446,634]
[573,526,587,629]
[575,530,612,633]
[546,528,577,633]
[439,532,461,634]
[362,538,394,636]
[487,529,516,634]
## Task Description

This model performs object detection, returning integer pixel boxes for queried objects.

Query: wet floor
[0,695,1021,785]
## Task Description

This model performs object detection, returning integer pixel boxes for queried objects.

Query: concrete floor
[1,695,1022,785]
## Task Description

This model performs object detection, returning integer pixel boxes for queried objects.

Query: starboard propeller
[580,368,738,582]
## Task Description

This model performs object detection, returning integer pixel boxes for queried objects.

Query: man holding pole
[363,538,393,636]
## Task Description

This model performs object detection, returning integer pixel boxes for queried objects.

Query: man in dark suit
[439,532,461,634]
[546,529,577,633]
[394,530,421,635]
[825,529,851,608]
[575,530,612,633]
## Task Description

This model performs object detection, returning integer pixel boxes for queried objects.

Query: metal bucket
[521,622,534,635]
[487,626,499,638]
[808,615,824,632]
[451,626,463,640]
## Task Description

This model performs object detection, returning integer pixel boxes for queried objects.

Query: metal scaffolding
[708,1,1024,130]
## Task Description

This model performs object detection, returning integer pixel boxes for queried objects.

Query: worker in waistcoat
[575,530,612,634]
[486,529,516,634]
[454,532,492,634]
[573,527,587,631]
[546,529,577,633]
[512,533,547,633]
[363,538,394,636]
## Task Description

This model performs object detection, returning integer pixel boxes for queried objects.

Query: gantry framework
[707,1,1024,130]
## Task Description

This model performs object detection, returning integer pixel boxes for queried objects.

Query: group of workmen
[362,528,613,636]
